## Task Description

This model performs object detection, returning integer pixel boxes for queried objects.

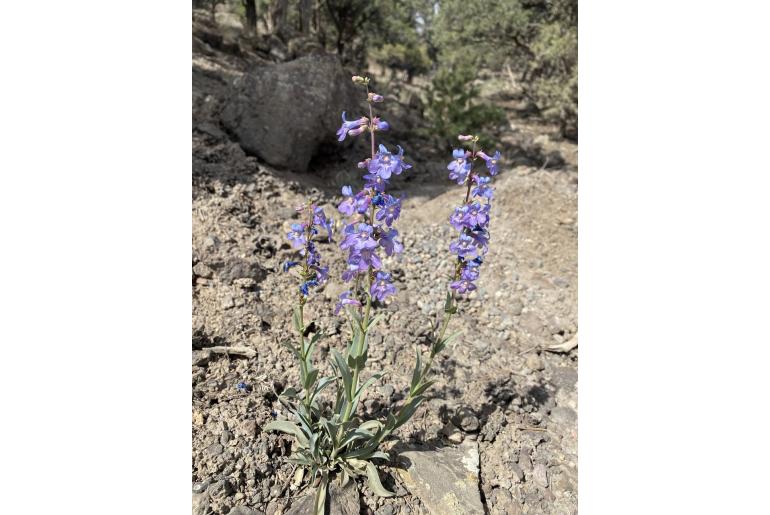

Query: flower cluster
[447,135,502,294]
[285,204,333,298]
[335,81,409,311]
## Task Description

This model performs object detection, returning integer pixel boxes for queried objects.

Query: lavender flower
[340,223,378,251]
[447,149,471,184]
[449,233,477,258]
[477,150,502,176]
[375,195,401,226]
[287,223,306,249]
[370,271,396,302]
[472,175,494,199]
[462,202,490,228]
[370,144,411,179]
[337,112,368,141]
[335,291,362,315]
[378,227,403,256]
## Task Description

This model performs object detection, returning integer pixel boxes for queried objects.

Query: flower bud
[368,92,384,103]
[357,158,370,169]
[348,126,366,137]
[352,75,366,84]
[458,134,473,141]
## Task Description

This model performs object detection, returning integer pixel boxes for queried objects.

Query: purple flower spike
[370,271,397,302]
[335,291,362,315]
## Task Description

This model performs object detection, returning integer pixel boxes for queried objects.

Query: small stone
[220,430,233,445]
[193,481,209,494]
[518,449,533,473]
[525,353,545,371]
[533,463,549,488]
[441,422,464,444]
[229,507,261,515]
[206,443,224,456]
[193,262,214,278]
[222,295,235,309]
[511,463,525,483]
[269,485,282,498]
[193,410,205,426]
[453,407,480,433]
[550,406,577,426]
[192,492,209,515]
[381,384,395,400]
[510,299,524,316]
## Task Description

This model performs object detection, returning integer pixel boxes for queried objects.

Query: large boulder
[220,55,359,172]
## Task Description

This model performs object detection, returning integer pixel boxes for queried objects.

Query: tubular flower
[447,149,471,184]
[337,111,368,142]
[370,271,397,302]
[476,150,502,176]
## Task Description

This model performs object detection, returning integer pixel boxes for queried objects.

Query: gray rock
[193,262,214,279]
[229,506,264,515]
[219,258,266,284]
[220,55,358,171]
[510,299,524,316]
[396,440,484,514]
[206,443,224,456]
[533,463,549,488]
[453,407,480,433]
[285,479,359,515]
[192,492,209,515]
[549,406,577,426]
[511,463,525,483]
[525,353,545,371]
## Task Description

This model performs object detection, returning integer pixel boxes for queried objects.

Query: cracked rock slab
[395,440,484,515]
[285,479,359,515]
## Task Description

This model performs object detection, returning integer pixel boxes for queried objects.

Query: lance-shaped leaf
[410,348,423,395]
[410,379,436,398]
[304,368,319,391]
[332,350,353,402]
[395,396,425,429]
[314,473,328,515]
[433,330,461,356]
[310,376,335,404]
[280,341,301,361]
[364,461,395,497]
[263,420,309,447]
[292,306,303,332]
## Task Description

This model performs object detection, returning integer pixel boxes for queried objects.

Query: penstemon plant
[264,74,501,514]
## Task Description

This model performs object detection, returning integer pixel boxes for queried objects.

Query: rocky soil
[192,10,578,515]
